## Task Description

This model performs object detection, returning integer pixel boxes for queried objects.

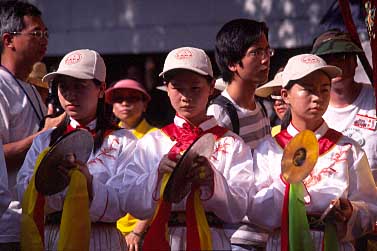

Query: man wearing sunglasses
[312,29,377,182]
[0,1,63,250]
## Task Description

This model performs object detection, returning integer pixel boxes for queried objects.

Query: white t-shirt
[207,90,270,152]
[0,68,47,242]
[323,83,377,181]
[0,140,11,218]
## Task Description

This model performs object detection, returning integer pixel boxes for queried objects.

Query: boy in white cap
[115,46,254,250]
[17,49,136,251]
[249,54,377,251]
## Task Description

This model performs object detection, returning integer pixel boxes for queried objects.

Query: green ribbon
[289,183,315,251]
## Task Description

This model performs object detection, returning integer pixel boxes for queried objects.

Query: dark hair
[0,0,41,49]
[215,19,269,82]
[50,78,119,153]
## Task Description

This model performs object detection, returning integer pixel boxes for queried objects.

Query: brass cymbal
[35,129,93,195]
[163,133,216,203]
[281,130,319,184]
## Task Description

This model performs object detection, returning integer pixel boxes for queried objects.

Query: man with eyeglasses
[207,19,272,251]
[312,29,377,182]
[0,1,64,250]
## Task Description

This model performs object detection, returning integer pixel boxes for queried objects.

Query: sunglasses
[112,95,144,103]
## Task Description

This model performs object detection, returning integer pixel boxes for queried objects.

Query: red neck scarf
[143,121,228,250]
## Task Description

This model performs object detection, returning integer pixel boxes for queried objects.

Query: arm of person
[247,137,287,229]
[339,147,377,241]
[3,105,66,171]
[0,141,11,217]
[125,219,150,251]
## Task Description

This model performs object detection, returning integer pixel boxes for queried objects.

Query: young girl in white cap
[16,49,136,251]
[114,46,254,250]
[248,54,377,251]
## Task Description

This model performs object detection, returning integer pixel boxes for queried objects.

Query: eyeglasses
[112,96,144,103]
[249,48,275,58]
[10,30,49,39]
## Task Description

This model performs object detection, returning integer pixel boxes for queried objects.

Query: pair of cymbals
[163,133,216,203]
[281,130,319,184]
[35,129,93,195]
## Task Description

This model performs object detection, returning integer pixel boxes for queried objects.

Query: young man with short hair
[207,18,272,251]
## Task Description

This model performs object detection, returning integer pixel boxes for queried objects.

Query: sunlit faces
[166,70,214,125]
[111,89,147,128]
[11,15,48,64]
[282,70,331,129]
[229,33,271,85]
[56,76,104,125]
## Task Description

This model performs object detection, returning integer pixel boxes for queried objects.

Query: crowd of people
[0,1,377,251]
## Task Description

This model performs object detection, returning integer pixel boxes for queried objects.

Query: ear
[99,82,106,98]
[281,88,290,104]
[228,63,238,73]
[2,33,15,48]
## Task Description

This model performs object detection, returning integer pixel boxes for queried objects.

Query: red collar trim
[275,128,342,155]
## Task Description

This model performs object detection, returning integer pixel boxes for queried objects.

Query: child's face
[282,70,331,128]
[166,71,214,125]
[57,76,104,125]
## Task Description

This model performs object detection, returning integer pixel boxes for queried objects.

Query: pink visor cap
[105,79,151,103]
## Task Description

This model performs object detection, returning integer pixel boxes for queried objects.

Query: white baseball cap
[255,72,283,97]
[282,54,342,87]
[43,49,106,82]
[159,47,213,78]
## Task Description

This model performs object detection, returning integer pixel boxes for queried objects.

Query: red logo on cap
[65,53,82,65]
[175,49,193,60]
[301,55,320,64]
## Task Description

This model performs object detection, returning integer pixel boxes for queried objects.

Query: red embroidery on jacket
[304,144,351,187]
[88,138,120,166]
[211,137,234,161]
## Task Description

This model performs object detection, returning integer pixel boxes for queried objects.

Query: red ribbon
[143,121,227,250]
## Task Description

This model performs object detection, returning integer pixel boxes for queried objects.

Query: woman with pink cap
[105,79,156,251]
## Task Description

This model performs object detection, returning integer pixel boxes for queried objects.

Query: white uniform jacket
[116,116,254,250]
[249,122,377,251]
[16,119,137,250]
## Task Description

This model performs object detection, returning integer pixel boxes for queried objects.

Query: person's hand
[57,153,93,199]
[43,104,66,130]
[333,198,353,222]
[185,156,214,187]
[158,154,180,174]
[332,198,353,239]
[125,231,141,251]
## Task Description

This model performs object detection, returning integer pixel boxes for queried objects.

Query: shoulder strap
[256,96,268,118]
[210,95,240,135]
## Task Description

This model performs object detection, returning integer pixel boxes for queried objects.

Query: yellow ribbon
[21,147,50,251]
[21,147,91,251]
[193,189,212,250]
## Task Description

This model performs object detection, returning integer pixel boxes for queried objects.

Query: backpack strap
[210,95,240,135]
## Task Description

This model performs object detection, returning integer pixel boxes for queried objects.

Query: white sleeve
[16,130,52,203]
[207,103,233,130]
[88,132,137,222]
[247,138,287,229]
[0,88,10,143]
[342,147,377,241]
[203,135,254,223]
